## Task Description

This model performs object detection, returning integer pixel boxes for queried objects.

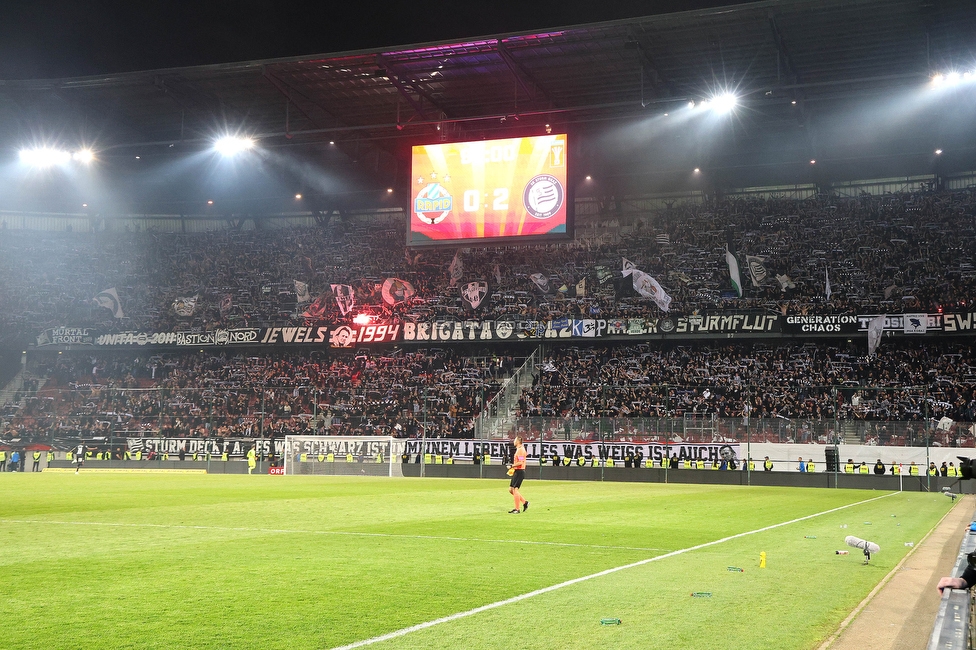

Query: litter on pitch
[835,550,849,555]
[600,618,621,625]
[904,542,914,547]
[804,535,817,539]
[691,592,712,598]
[727,566,744,572]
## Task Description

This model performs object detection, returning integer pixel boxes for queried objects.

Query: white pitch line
[0,518,667,553]
[330,491,899,650]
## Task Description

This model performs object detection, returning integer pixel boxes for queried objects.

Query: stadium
[2,0,976,647]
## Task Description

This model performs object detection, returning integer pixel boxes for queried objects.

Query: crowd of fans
[3,336,974,446]
[2,187,976,447]
[518,339,976,421]
[2,349,522,442]
[1,188,974,344]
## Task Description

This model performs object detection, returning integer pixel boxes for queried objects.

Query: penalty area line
[330,491,899,650]
[0,518,667,553]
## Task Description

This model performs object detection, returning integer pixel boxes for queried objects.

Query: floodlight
[214,136,255,156]
[295,193,302,200]
[711,93,738,114]
[19,147,70,167]
[386,188,393,193]
[693,168,701,174]
[935,149,943,155]
[687,100,696,109]
[72,149,94,163]
[932,73,945,85]
[947,71,961,84]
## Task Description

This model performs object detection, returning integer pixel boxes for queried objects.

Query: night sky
[0,0,749,79]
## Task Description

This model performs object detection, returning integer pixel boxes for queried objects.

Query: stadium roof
[2,0,975,211]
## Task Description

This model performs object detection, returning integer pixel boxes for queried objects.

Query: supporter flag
[460,281,489,310]
[93,287,124,319]
[884,283,899,299]
[631,270,672,312]
[557,283,569,294]
[655,233,670,245]
[293,280,311,304]
[304,293,330,320]
[825,266,832,301]
[404,248,421,266]
[529,273,550,293]
[173,295,199,318]
[330,284,355,316]
[380,278,416,305]
[595,266,613,285]
[725,247,742,297]
[575,277,586,297]
[219,293,233,315]
[775,274,795,292]
[937,416,954,431]
[745,255,768,287]
[493,263,502,286]
[867,314,885,356]
[621,258,637,277]
[448,250,463,287]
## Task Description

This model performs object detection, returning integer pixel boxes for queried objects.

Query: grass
[0,472,956,649]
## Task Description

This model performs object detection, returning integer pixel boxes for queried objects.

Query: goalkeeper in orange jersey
[507,437,528,514]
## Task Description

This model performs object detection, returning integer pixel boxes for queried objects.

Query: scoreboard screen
[407,134,570,247]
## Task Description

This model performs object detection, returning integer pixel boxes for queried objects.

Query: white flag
[775,274,795,292]
[867,314,885,356]
[622,258,637,277]
[172,294,199,318]
[93,287,124,319]
[745,255,768,287]
[293,280,311,304]
[825,266,832,301]
[725,247,742,297]
[631,270,671,312]
[529,273,550,293]
[448,251,463,287]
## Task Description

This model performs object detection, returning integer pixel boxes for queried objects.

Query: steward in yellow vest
[763,457,773,471]
[806,460,815,473]
[605,457,615,468]
[844,460,855,474]
[909,462,919,476]
[695,459,705,470]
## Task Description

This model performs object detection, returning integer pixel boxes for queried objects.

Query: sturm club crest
[522,174,564,219]
[461,281,489,310]
[414,183,453,225]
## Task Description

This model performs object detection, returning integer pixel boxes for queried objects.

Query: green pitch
[0,473,955,649]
